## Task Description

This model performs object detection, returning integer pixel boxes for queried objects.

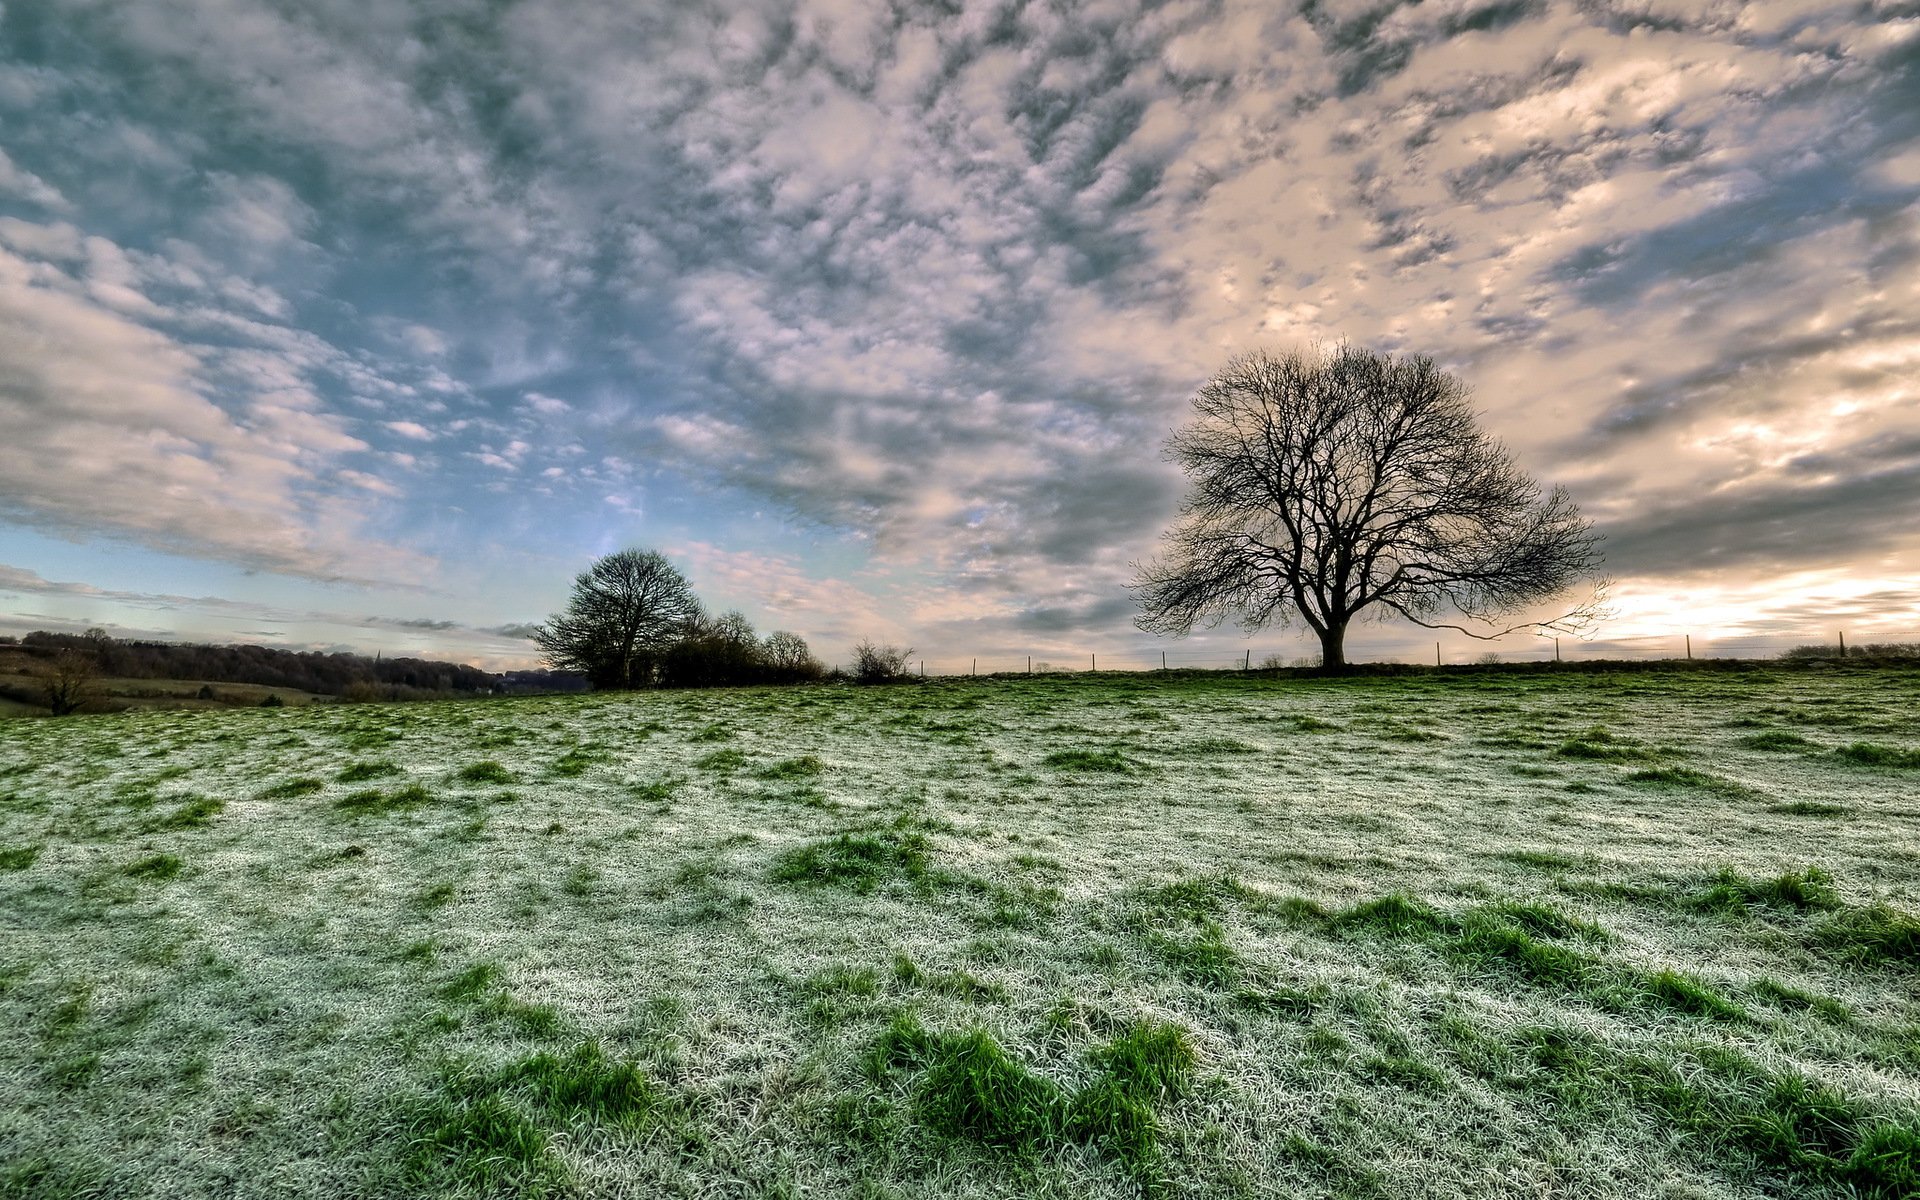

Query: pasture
[2,667,1918,1198]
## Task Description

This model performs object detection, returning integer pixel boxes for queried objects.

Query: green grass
[457,760,513,784]
[3,668,1918,1198]
[1691,867,1841,913]
[760,754,827,780]
[1621,766,1755,796]
[336,759,400,783]
[1741,731,1819,752]
[0,844,38,870]
[1040,748,1138,772]
[771,829,931,893]
[257,777,325,800]
[1833,742,1920,768]
[123,853,182,880]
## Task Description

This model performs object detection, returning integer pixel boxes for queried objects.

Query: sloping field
[0,675,328,717]
[3,668,1918,1198]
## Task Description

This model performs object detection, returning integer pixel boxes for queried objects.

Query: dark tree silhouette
[1134,345,1605,671]
[850,639,914,683]
[760,630,823,679]
[40,648,99,715]
[533,549,702,689]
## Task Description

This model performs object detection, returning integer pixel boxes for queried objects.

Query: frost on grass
[1,668,1918,1196]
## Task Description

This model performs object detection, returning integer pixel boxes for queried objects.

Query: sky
[1,0,1917,672]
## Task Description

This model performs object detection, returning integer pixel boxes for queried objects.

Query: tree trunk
[1318,623,1349,674]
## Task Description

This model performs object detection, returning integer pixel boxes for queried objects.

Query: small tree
[1135,345,1604,671]
[533,549,703,689]
[762,630,825,682]
[850,639,914,684]
[40,648,99,716]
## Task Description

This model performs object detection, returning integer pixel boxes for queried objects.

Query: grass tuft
[1817,905,1920,969]
[1690,867,1841,914]
[124,853,183,880]
[772,830,930,893]
[457,761,513,785]
[336,760,400,783]
[1332,893,1449,937]
[760,755,826,780]
[1741,731,1819,752]
[916,1027,1063,1149]
[1621,767,1754,796]
[0,844,40,871]
[1833,742,1920,769]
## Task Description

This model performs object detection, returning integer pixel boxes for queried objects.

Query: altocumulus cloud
[0,0,1917,661]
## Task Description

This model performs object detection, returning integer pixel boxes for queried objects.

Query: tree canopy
[1134,345,1604,670]
[532,549,824,689]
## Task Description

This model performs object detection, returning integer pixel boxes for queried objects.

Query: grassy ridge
[2,667,1919,1196]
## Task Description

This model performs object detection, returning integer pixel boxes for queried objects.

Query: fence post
[1555,637,1561,663]
[972,658,976,677]
[1027,656,1031,675]
[1839,630,1846,657]
[1435,641,1441,668]
[1685,635,1692,660]
[1161,651,1166,671]
[1091,653,1096,672]
[920,661,925,677]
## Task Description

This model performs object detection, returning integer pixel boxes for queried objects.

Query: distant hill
[0,631,586,710]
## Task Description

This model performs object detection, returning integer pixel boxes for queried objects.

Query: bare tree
[40,648,100,716]
[761,630,823,679]
[850,639,914,684]
[532,549,703,689]
[1134,345,1604,672]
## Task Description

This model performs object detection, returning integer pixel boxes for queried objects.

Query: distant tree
[533,549,703,689]
[761,630,825,681]
[39,648,99,716]
[1134,345,1605,672]
[658,608,761,688]
[850,639,914,684]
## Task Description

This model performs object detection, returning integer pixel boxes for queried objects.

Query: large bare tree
[533,549,703,689]
[1134,345,1604,671]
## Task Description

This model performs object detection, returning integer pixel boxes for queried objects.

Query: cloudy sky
[1,0,1916,670]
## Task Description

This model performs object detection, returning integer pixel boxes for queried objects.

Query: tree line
[0,629,535,700]
[531,549,836,688]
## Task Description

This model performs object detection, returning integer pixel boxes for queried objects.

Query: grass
[2,667,1918,1197]
[1741,730,1819,752]
[771,829,931,893]
[334,782,433,815]
[0,844,38,870]
[1834,742,1920,768]
[1040,748,1138,772]
[456,760,513,784]
[1620,766,1757,798]
[336,759,400,783]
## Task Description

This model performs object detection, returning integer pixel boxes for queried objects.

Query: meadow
[2,666,1918,1199]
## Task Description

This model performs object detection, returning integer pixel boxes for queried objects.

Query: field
[0,674,328,717]
[3,667,1919,1199]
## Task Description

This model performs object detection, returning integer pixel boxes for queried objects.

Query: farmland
[2,667,1919,1198]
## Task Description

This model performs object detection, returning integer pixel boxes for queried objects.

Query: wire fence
[897,632,1914,677]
